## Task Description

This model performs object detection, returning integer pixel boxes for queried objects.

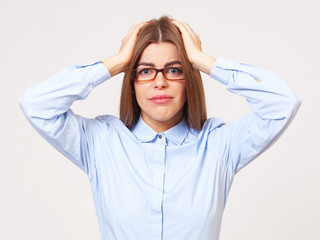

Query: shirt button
[159,135,162,139]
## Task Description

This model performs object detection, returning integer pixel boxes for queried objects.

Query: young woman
[19,16,301,240]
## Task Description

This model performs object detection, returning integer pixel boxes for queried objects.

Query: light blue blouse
[19,57,301,240]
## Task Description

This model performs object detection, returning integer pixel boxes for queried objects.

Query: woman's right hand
[101,22,148,77]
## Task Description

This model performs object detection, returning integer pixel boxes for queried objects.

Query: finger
[171,19,187,34]
[180,21,201,45]
[131,22,148,35]
[121,23,147,49]
[173,20,201,48]
[127,24,138,36]
[172,20,194,36]
[180,21,198,38]
[126,22,148,38]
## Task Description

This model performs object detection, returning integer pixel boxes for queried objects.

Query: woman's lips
[149,94,173,104]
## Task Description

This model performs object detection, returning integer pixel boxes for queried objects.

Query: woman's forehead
[139,42,182,66]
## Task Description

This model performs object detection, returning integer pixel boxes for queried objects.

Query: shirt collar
[131,115,189,145]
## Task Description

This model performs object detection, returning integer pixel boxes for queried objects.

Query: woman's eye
[168,68,182,74]
[138,68,153,75]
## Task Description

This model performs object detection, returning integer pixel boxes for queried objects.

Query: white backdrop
[1,0,319,239]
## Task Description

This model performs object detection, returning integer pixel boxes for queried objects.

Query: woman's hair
[120,16,207,130]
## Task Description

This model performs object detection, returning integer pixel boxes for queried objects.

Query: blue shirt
[19,57,301,240]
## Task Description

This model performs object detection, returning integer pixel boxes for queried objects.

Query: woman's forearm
[101,55,126,77]
[19,61,110,120]
[192,52,216,75]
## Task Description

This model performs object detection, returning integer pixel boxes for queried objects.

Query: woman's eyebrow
[164,61,182,67]
[137,60,182,68]
[137,62,155,67]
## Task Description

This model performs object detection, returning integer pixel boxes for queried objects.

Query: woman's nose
[153,71,168,89]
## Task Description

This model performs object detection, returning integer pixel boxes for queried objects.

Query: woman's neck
[141,111,184,133]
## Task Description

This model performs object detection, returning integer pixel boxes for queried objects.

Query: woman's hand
[101,22,148,77]
[172,20,216,75]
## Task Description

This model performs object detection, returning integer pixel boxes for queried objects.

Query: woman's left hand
[172,19,216,75]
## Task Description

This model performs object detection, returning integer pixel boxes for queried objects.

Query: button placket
[157,134,166,145]
[150,144,166,240]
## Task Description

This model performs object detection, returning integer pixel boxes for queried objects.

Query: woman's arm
[209,58,301,173]
[172,19,302,173]
[19,22,148,176]
[19,62,110,176]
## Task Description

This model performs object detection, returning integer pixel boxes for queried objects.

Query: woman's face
[134,42,186,132]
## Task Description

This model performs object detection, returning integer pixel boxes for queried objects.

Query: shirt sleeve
[209,57,302,174]
[19,61,111,176]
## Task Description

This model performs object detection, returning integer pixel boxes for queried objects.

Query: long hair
[120,16,207,130]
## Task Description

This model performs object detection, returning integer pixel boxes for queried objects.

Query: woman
[19,16,301,240]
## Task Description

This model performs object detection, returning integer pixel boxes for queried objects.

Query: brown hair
[120,16,207,130]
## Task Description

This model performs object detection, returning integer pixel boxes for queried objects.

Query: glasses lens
[133,67,184,81]
[164,67,184,80]
[134,68,156,81]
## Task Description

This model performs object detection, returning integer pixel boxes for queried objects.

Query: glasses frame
[131,67,185,82]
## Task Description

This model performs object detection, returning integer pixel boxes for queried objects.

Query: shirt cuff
[209,57,240,85]
[75,61,112,87]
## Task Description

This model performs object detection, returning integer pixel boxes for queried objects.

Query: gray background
[1,0,319,239]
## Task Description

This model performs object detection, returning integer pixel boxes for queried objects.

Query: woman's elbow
[19,92,30,118]
[286,91,302,120]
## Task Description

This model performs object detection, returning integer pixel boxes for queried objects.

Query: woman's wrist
[101,55,126,77]
[192,52,216,75]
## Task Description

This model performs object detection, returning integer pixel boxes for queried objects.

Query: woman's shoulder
[202,117,226,133]
[186,117,226,143]
[94,114,134,135]
[95,114,125,128]
[95,114,119,122]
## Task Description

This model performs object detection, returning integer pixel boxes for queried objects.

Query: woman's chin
[141,110,184,128]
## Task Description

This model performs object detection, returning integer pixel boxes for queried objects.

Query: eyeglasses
[131,67,185,82]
